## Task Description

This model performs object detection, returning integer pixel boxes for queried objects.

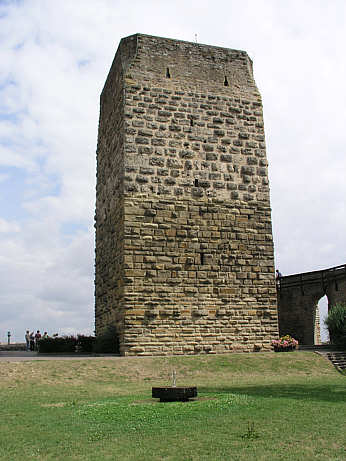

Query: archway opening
[317,295,329,344]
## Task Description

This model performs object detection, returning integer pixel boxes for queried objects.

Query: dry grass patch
[0,352,344,461]
[0,352,336,389]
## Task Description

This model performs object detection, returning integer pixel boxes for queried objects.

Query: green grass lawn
[0,352,345,460]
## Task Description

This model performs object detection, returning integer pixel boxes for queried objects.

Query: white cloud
[0,218,20,233]
[0,0,345,342]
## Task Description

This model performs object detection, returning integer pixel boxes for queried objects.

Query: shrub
[38,336,77,353]
[325,303,346,348]
[37,329,120,354]
[76,335,95,353]
[93,326,119,354]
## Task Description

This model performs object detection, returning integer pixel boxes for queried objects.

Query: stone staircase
[314,351,346,372]
[297,345,346,372]
[322,351,346,371]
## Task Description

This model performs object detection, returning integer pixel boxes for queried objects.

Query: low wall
[0,343,26,351]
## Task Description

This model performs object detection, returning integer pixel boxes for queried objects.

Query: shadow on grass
[200,383,346,403]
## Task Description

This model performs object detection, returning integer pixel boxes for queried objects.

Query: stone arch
[277,264,346,345]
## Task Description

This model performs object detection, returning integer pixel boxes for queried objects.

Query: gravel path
[0,351,120,361]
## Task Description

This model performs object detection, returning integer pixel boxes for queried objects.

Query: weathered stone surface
[95,34,278,356]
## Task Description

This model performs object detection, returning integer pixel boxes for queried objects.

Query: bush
[37,329,119,354]
[93,326,119,354]
[38,336,77,353]
[325,303,346,348]
[76,335,95,353]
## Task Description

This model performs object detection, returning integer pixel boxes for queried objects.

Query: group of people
[25,330,48,351]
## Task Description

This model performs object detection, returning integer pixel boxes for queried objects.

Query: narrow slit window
[224,76,229,86]
[200,252,205,265]
[190,117,194,127]
[166,67,171,78]
[194,178,199,187]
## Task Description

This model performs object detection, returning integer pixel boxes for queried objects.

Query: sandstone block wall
[95,34,278,355]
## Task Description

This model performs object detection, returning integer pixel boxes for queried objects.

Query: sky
[1,0,345,342]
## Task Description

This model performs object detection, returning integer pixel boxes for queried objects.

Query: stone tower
[95,34,278,355]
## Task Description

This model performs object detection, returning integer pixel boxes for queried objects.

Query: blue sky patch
[0,166,29,221]
[61,221,88,236]
[0,165,61,221]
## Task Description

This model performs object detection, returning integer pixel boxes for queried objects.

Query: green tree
[325,303,346,348]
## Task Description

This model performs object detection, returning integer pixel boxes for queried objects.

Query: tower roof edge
[120,32,250,58]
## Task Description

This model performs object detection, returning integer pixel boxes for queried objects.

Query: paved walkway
[0,351,120,362]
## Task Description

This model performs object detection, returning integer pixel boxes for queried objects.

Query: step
[316,351,346,371]
[298,345,335,352]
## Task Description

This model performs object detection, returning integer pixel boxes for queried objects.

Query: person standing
[276,269,283,280]
[25,330,30,351]
[34,330,41,351]
[29,332,35,351]
[276,269,283,288]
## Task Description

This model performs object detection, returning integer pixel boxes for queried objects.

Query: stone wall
[278,264,346,344]
[95,34,278,355]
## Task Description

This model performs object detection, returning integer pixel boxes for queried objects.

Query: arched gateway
[277,264,346,345]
